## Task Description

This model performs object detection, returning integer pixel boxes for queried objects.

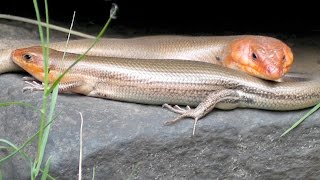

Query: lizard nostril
[267,65,283,77]
[268,66,276,74]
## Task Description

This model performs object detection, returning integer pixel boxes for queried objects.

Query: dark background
[0,0,318,36]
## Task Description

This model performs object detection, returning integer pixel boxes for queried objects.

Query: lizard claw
[162,104,190,114]
[23,81,44,92]
[173,105,191,111]
[162,103,200,135]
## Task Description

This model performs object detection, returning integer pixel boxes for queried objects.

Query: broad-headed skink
[11,46,319,134]
[1,35,293,80]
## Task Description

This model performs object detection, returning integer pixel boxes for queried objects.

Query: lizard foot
[161,89,240,135]
[23,80,44,92]
[162,104,200,135]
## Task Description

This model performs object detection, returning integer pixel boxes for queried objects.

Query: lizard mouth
[235,62,285,81]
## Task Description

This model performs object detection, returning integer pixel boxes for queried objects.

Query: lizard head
[11,46,52,82]
[225,36,293,81]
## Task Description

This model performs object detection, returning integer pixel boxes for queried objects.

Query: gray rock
[1,71,320,179]
[0,22,320,179]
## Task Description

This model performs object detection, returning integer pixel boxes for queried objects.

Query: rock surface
[0,22,320,179]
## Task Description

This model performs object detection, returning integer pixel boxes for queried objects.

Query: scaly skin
[11,46,318,111]
[2,35,293,80]
[10,46,319,134]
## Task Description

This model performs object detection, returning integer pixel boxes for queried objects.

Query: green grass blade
[0,119,54,164]
[0,102,36,111]
[40,157,51,180]
[0,139,33,165]
[0,139,54,179]
[46,3,119,95]
[39,169,55,180]
[0,140,32,180]
[0,146,8,150]
[33,0,51,176]
[32,0,51,177]
[281,102,320,137]
[35,86,59,174]
[45,0,50,50]
[0,139,33,164]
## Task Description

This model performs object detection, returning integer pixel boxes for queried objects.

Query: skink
[1,35,293,80]
[11,47,320,134]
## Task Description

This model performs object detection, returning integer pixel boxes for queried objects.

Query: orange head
[11,46,52,82]
[224,36,293,80]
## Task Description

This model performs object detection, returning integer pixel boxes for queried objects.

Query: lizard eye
[23,54,33,62]
[282,55,286,61]
[252,53,257,61]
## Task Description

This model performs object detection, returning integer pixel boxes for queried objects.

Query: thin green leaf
[32,0,51,177]
[39,169,55,180]
[41,157,51,180]
[0,146,8,150]
[281,102,320,137]
[0,119,53,164]
[36,86,59,174]
[0,140,54,179]
[46,3,118,95]
[0,139,32,165]
[0,140,53,179]
[0,142,29,166]
[45,0,50,48]
[0,102,36,110]
[31,163,34,180]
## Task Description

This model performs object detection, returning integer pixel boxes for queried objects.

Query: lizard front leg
[22,78,84,93]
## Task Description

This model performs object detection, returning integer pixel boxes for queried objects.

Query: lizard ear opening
[252,52,257,61]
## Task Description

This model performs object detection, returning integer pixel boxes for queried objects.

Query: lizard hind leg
[162,89,240,135]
